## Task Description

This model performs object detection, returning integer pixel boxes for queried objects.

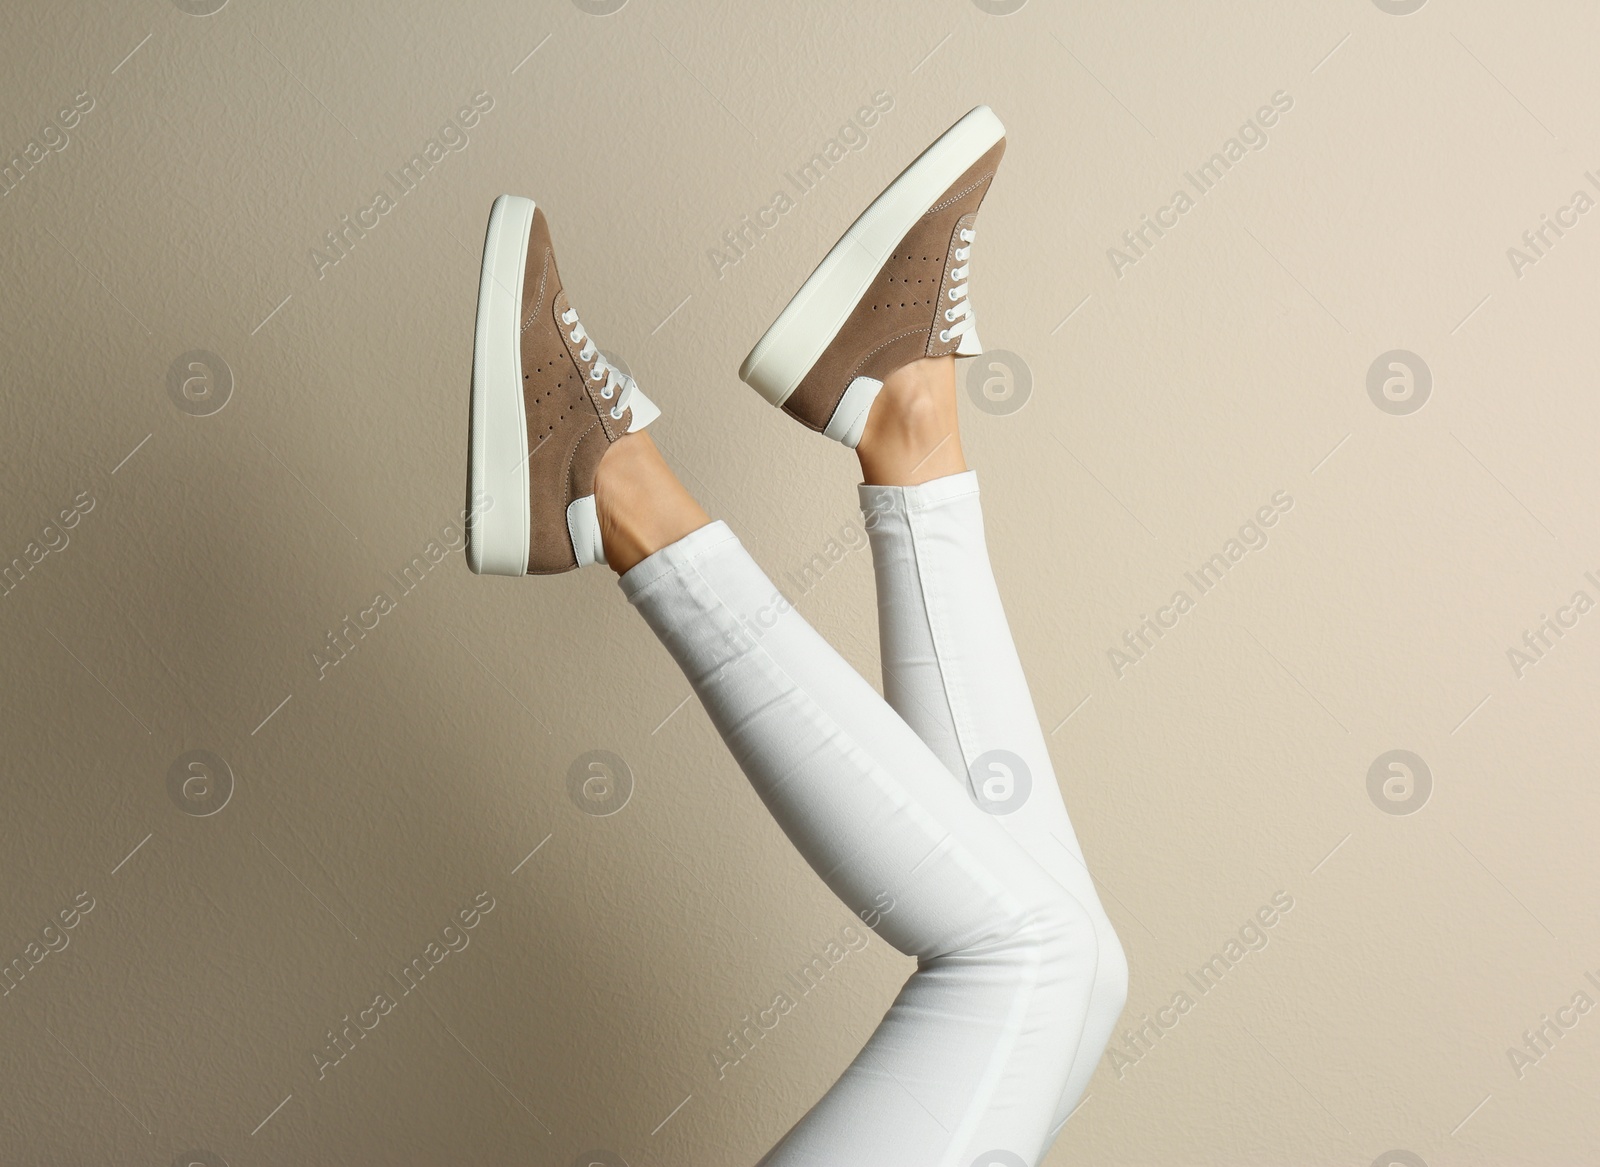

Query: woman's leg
[595,434,1102,1167]
[854,356,1130,1139]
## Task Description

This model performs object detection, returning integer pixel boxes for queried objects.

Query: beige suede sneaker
[739,106,1006,445]
[466,196,660,576]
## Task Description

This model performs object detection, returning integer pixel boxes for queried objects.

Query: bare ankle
[856,356,966,486]
[594,433,711,574]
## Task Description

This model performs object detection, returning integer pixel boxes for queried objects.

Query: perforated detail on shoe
[870,250,943,313]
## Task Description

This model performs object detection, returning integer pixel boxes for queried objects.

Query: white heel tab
[566,495,607,567]
[824,376,883,448]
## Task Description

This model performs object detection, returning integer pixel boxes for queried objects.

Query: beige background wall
[3,1,1597,1164]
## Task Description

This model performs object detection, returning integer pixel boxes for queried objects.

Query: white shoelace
[937,227,976,345]
[560,307,636,421]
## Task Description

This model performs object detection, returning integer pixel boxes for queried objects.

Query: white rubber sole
[467,194,535,577]
[738,105,1005,408]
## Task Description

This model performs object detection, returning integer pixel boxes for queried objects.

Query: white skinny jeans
[619,471,1128,1167]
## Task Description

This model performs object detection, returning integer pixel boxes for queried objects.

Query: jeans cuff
[617,519,739,602]
[858,469,980,522]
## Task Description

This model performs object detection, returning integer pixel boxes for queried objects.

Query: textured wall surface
[2,1,1597,1165]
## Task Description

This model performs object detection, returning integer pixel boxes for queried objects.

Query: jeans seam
[906,502,976,790]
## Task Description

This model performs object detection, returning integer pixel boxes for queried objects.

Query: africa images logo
[1108,91,1293,278]
[309,92,494,279]
[707,91,895,279]
[0,90,94,198]
[1366,350,1430,415]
